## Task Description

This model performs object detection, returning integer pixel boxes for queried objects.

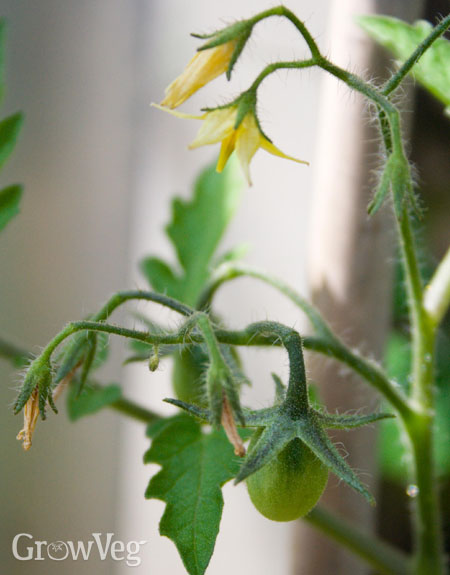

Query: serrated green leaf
[0,112,23,169]
[0,184,22,232]
[144,414,241,575]
[66,382,122,421]
[359,16,450,113]
[141,158,244,306]
[146,416,176,439]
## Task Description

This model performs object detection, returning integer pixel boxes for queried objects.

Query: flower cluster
[154,23,308,184]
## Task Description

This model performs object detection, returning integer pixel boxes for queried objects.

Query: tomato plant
[2,6,449,575]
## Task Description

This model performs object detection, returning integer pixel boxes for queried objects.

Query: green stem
[382,14,450,97]
[396,210,433,409]
[249,6,321,59]
[283,331,309,416]
[196,314,225,367]
[305,507,412,575]
[94,290,193,321]
[380,114,443,575]
[35,287,195,363]
[249,59,316,93]
[404,412,444,575]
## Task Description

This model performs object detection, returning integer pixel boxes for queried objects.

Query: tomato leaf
[141,157,244,306]
[0,112,23,169]
[359,16,450,114]
[0,184,22,232]
[144,414,241,575]
[0,24,24,232]
[66,382,122,421]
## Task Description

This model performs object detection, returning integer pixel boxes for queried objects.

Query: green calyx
[234,90,257,130]
[13,356,54,419]
[193,19,253,81]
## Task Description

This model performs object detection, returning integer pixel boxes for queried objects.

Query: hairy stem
[380,94,443,575]
[382,14,450,97]
[94,289,193,321]
[249,5,321,59]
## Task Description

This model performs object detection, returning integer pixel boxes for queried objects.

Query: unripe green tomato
[246,432,328,521]
[172,347,207,404]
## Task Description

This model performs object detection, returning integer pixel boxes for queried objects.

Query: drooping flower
[153,103,308,184]
[161,41,238,109]
[16,388,40,451]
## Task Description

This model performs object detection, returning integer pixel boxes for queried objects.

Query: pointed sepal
[296,413,374,504]
[315,409,394,429]
[234,419,297,484]
[164,397,211,422]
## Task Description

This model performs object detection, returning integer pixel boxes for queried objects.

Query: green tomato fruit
[246,432,328,521]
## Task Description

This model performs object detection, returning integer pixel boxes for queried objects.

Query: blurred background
[0,1,448,574]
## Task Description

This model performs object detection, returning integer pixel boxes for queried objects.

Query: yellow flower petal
[161,41,237,109]
[189,107,237,148]
[217,132,237,172]
[234,115,262,185]
[260,137,309,165]
[151,102,205,120]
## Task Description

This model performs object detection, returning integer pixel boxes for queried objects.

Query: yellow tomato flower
[191,108,308,184]
[152,104,308,184]
[161,41,237,109]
